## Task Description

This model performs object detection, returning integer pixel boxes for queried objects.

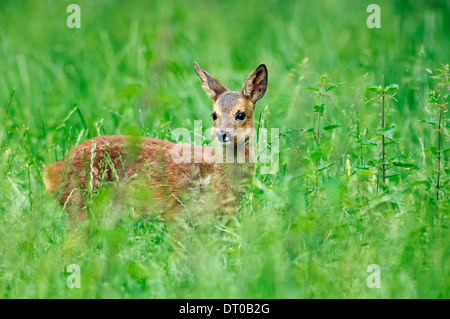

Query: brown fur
[43,63,268,221]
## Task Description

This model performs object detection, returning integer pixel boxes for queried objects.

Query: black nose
[216,130,233,143]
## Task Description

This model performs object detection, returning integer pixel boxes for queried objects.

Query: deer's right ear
[194,62,228,102]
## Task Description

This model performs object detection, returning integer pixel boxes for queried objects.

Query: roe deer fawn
[43,62,268,221]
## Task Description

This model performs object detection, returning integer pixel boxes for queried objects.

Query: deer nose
[216,130,233,144]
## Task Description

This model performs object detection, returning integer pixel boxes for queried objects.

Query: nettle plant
[421,64,450,200]
[307,74,342,148]
[298,74,341,211]
[365,75,418,192]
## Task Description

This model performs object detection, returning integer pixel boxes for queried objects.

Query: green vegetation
[0,0,449,298]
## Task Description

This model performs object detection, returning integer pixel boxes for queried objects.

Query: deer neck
[215,141,256,190]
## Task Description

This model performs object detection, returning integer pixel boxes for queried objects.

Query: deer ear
[194,62,228,102]
[242,64,268,103]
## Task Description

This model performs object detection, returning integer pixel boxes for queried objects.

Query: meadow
[0,0,449,298]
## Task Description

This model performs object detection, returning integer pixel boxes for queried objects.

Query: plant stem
[316,95,324,148]
[381,75,386,184]
[437,91,443,200]
[316,114,321,147]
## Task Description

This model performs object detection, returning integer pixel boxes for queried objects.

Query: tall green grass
[0,0,449,298]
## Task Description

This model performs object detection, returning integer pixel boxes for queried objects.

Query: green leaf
[357,164,375,170]
[385,140,398,146]
[317,163,333,171]
[306,87,320,91]
[376,124,396,139]
[412,180,431,187]
[323,124,341,131]
[392,162,419,170]
[367,85,382,92]
[385,173,402,178]
[310,151,322,162]
[384,84,399,92]
[420,119,438,126]
[325,83,343,92]
[301,127,315,133]
[358,141,378,146]
[425,147,440,156]
[314,104,325,115]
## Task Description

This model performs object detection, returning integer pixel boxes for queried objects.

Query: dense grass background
[0,0,449,298]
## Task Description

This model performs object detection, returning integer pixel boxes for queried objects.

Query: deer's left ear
[242,64,268,103]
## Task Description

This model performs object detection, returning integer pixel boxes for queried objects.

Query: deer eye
[235,111,246,122]
[212,112,217,122]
